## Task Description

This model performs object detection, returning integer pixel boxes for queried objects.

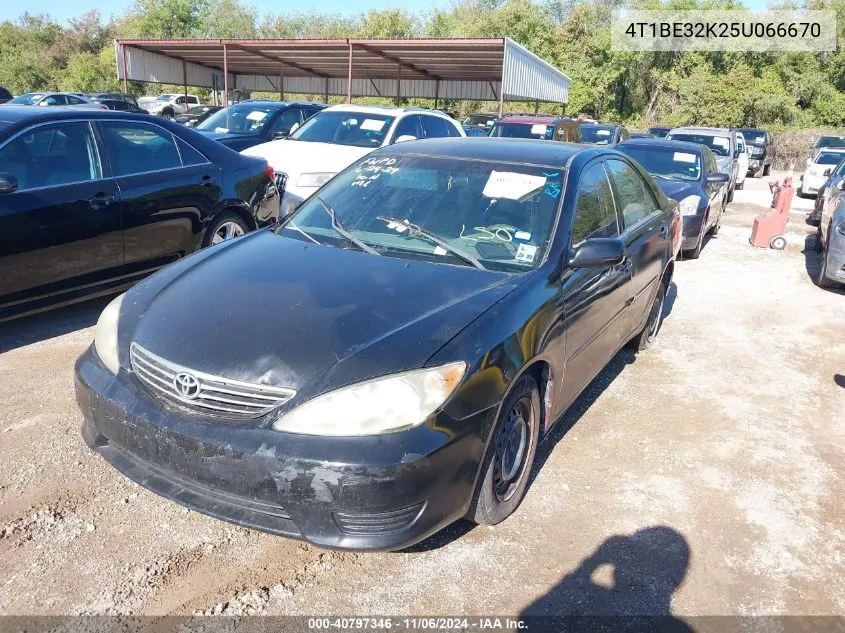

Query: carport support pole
[395,65,401,106]
[121,44,128,93]
[434,79,440,111]
[280,64,284,101]
[534,99,539,115]
[347,43,353,104]
[223,44,229,107]
[183,60,188,106]
[498,88,504,117]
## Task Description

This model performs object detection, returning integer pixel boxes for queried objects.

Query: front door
[0,120,122,314]
[557,160,632,411]
[97,120,222,273]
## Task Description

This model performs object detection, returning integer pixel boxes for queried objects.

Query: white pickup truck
[146,94,201,119]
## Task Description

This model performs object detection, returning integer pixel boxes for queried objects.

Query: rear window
[579,125,615,145]
[816,136,845,149]
[490,121,556,140]
[815,151,845,165]
[740,129,767,145]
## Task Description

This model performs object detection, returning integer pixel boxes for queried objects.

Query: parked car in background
[647,127,671,139]
[813,135,845,151]
[146,94,202,118]
[175,105,222,127]
[667,127,739,202]
[462,112,498,129]
[578,123,630,146]
[463,126,489,137]
[489,115,581,142]
[196,101,325,152]
[0,107,279,322]
[734,131,749,190]
[138,96,158,111]
[4,92,106,109]
[0,86,12,104]
[76,138,678,551]
[629,132,651,139]
[87,93,140,108]
[244,104,465,217]
[96,99,148,114]
[800,148,845,198]
[738,128,772,177]
[618,138,729,259]
[813,179,845,288]
[810,157,845,225]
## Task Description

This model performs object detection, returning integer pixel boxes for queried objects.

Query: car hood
[120,230,527,397]
[197,130,262,151]
[242,140,374,179]
[651,177,701,202]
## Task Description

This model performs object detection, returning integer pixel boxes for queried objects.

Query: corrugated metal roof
[115,37,570,104]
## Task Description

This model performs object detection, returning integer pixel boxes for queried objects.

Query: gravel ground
[0,172,843,618]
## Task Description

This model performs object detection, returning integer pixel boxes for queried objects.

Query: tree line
[1,0,843,132]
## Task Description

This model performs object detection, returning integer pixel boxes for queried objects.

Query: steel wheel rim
[492,397,534,503]
[211,221,245,245]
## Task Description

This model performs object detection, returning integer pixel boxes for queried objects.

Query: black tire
[763,164,771,176]
[709,208,721,236]
[469,375,541,526]
[727,185,735,203]
[816,232,834,288]
[814,226,824,253]
[627,280,666,352]
[683,217,706,259]
[736,178,744,190]
[161,109,174,119]
[202,211,250,248]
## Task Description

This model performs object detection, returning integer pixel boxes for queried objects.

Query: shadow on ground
[802,234,845,295]
[0,297,110,354]
[520,526,694,632]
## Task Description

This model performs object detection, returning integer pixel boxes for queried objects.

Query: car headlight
[296,173,335,188]
[678,195,701,217]
[272,362,467,436]
[94,293,124,375]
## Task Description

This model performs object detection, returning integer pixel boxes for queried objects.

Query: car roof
[377,137,599,166]
[670,127,731,136]
[497,115,572,125]
[618,138,705,153]
[0,106,151,126]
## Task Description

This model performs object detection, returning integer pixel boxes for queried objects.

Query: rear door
[0,120,122,312]
[558,160,632,410]
[604,157,666,339]
[390,115,423,143]
[97,120,222,273]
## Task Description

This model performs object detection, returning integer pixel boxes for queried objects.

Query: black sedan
[618,138,730,259]
[463,125,490,137]
[578,123,630,146]
[175,105,222,127]
[75,139,679,551]
[96,99,148,114]
[0,107,280,322]
[195,101,325,151]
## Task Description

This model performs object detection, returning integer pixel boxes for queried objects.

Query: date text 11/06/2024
[307,618,528,630]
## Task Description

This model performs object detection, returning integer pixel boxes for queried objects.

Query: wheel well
[520,361,551,434]
[222,206,256,231]
[663,260,674,289]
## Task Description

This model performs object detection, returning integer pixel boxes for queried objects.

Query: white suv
[147,94,201,118]
[242,105,465,215]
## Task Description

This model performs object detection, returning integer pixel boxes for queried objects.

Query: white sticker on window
[597,129,611,136]
[713,137,729,149]
[514,230,532,241]
[515,243,538,263]
[673,152,697,163]
[433,246,447,256]
[360,119,386,132]
[530,124,548,136]
[246,111,268,122]
[214,127,230,133]
[483,171,547,200]
[487,120,496,126]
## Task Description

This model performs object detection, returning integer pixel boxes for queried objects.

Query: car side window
[0,122,102,191]
[571,162,619,245]
[392,115,421,142]
[66,96,85,105]
[176,96,185,105]
[176,138,209,166]
[99,122,182,177]
[189,96,199,105]
[420,115,451,139]
[605,159,658,229]
[269,109,302,137]
[42,95,63,106]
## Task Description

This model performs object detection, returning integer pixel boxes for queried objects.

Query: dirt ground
[0,172,843,618]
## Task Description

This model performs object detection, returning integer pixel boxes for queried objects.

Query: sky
[1,0,772,25]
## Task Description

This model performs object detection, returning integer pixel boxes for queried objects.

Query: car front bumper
[802,174,826,195]
[75,346,491,551]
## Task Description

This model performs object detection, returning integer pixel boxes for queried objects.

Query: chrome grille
[130,343,295,419]
[275,172,288,196]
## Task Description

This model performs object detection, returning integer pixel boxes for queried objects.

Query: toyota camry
[75,139,679,551]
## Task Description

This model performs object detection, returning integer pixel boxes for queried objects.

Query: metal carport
[114,38,570,115]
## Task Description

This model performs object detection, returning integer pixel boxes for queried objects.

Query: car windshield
[464,114,497,127]
[620,146,701,182]
[814,151,845,166]
[9,93,42,105]
[277,153,564,272]
[740,130,767,145]
[648,127,669,137]
[289,111,394,148]
[185,106,211,115]
[816,136,845,149]
[197,105,277,135]
[668,133,731,157]
[579,125,615,145]
[490,122,556,140]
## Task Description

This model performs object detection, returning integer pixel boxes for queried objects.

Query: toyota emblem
[173,372,201,399]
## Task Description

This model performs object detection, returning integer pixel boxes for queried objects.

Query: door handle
[658,225,668,240]
[89,192,116,209]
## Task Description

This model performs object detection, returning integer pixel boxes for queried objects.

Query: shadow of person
[835,374,845,389]
[521,526,693,633]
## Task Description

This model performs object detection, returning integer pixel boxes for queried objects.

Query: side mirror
[823,168,832,177]
[0,173,18,194]
[567,238,626,269]
[734,149,740,158]
[273,131,289,140]
[706,172,730,184]
[394,134,418,144]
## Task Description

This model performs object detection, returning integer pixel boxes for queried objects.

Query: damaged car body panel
[76,138,677,550]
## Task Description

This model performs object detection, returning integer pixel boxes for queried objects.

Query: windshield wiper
[286,221,321,245]
[376,215,486,270]
[314,196,380,256]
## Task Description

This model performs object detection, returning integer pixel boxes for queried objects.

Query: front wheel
[816,235,834,288]
[770,236,787,250]
[203,211,249,247]
[763,164,771,176]
[627,281,666,352]
[736,178,744,190]
[469,376,541,526]
[727,185,735,203]
[814,226,824,253]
